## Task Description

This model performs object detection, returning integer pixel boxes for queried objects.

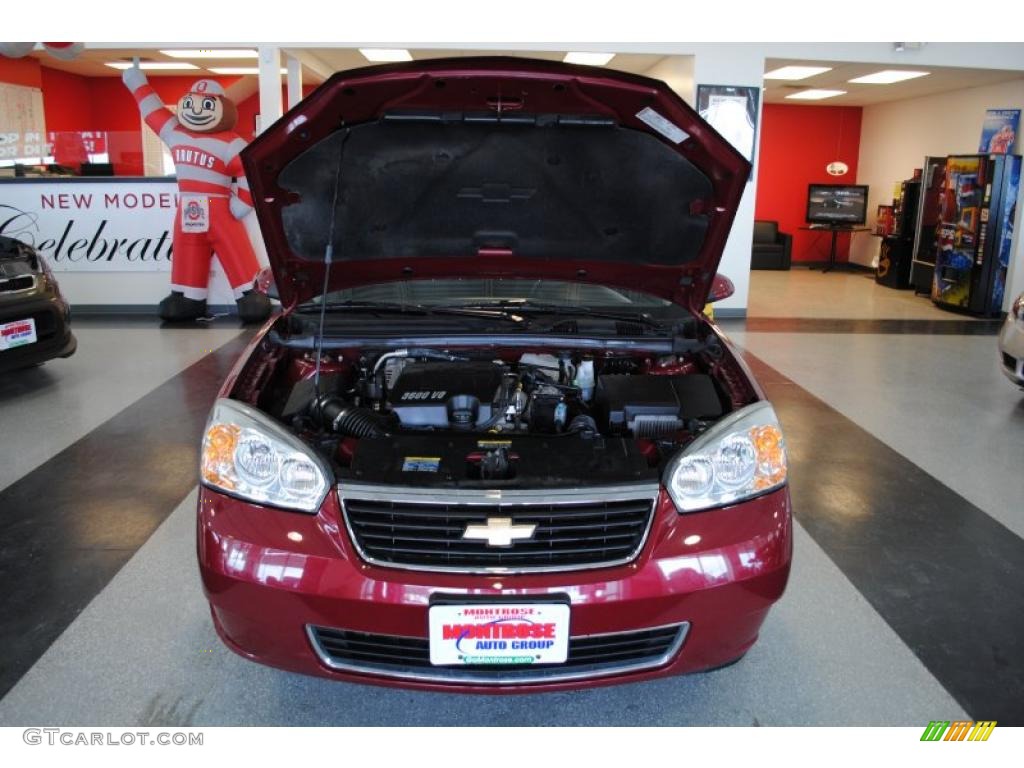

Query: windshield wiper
[297,300,430,314]
[297,300,529,326]
[442,300,669,332]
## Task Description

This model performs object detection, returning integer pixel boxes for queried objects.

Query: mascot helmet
[176,79,237,133]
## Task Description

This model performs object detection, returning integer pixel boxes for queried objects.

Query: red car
[198,58,792,692]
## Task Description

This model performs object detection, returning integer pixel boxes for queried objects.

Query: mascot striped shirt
[128,82,253,210]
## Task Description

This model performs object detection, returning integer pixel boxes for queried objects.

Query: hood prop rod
[313,128,351,425]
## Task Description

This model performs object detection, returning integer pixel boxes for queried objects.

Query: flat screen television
[806,184,869,225]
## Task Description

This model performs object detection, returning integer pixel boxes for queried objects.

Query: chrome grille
[307,622,688,685]
[340,484,659,573]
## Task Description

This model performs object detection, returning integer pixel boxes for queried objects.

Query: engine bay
[237,337,756,488]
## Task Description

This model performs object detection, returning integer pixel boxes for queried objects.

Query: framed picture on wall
[696,84,760,171]
[979,108,1019,154]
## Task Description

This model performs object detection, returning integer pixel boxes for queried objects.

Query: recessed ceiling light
[160,49,257,59]
[563,52,615,66]
[764,65,832,80]
[358,48,412,62]
[848,70,930,84]
[105,62,199,71]
[785,89,847,101]
[208,67,288,75]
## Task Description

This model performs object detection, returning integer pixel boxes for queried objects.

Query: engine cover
[387,360,506,428]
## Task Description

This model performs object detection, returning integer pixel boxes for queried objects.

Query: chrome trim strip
[0,274,37,295]
[306,621,689,686]
[338,482,661,575]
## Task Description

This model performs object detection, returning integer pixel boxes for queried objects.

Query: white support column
[690,45,766,317]
[257,45,282,135]
[286,55,304,110]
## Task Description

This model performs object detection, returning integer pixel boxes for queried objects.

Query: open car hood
[242,57,750,312]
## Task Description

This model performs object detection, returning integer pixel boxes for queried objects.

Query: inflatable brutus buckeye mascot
[122,63,271,322]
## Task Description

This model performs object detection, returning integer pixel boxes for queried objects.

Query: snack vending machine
[931,153,1021,316]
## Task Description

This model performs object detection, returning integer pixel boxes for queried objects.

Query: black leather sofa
[751,220,792,270]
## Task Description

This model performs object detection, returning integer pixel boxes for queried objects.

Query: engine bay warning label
[635,106,689,144]
[402,456,442,472]
[477,439,512,449]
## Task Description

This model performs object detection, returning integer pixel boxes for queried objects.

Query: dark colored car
[197,58,792,692]
[0,235,76,372]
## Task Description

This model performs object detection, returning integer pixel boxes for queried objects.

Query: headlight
[664,401,787,513]
[200,398,330,513]
[1013,294,1023,321]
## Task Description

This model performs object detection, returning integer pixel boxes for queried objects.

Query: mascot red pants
[123,65,271,323]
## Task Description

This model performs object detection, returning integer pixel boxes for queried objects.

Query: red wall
[2,61,316,175]
[755,104,863,263]
[0,56,42,88]
[39,67,95,130]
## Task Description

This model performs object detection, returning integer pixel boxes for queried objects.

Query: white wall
[852,78,1024,310]
[643,56,695,103]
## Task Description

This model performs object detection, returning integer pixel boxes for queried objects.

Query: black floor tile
[0,334,249,697]
[746,353,1024,725]
[722,317,1004,335]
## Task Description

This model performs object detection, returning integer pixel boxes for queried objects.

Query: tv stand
[799,224,870,272]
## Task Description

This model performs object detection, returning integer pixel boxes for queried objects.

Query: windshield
[310,279,681,313]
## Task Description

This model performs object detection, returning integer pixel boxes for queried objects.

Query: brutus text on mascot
[122,63,271,322]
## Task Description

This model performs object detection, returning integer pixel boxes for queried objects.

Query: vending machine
[876,177,920,289]
[931,153,1021,316]
[911,156,947,294]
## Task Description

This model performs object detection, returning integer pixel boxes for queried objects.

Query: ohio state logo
[185,201,203,221]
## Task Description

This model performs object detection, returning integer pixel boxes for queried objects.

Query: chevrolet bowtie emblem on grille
[462,517,537,547]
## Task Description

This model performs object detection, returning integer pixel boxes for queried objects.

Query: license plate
[0,318,37,351]
[428,603,570,666]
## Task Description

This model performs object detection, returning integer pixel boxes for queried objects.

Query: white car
[999,293,1024,388]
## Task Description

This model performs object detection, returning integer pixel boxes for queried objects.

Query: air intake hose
[311,396,389,438]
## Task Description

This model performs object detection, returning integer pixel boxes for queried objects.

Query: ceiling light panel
[763,65,832,80]
[563,52,615,66]
[785,89,847,100]
[848,70,930,84]
[105,62,199,70]
[160,49,258,59]
[359,48,412,62]
[208,67,288,75]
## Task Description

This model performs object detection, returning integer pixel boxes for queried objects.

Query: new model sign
[0,180,178,272]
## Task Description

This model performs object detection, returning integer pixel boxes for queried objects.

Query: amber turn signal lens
[201,423,240,489]
[751,424,786,490]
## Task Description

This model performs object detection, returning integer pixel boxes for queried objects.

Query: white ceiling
[306,48,668,77]
[29,47,1024,110]
[763,58,1024,106]
[30,47,669,84]
[30,48,271,79]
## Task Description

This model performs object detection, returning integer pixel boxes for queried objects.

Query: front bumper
[0,293,76,372]
[198,485,792,692]
[998,315,1024,387]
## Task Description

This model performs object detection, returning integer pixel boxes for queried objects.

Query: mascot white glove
[121,61,147,92]
[230,197,252,220]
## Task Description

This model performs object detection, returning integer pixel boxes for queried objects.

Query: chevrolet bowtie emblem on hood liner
[462,517,537,547]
